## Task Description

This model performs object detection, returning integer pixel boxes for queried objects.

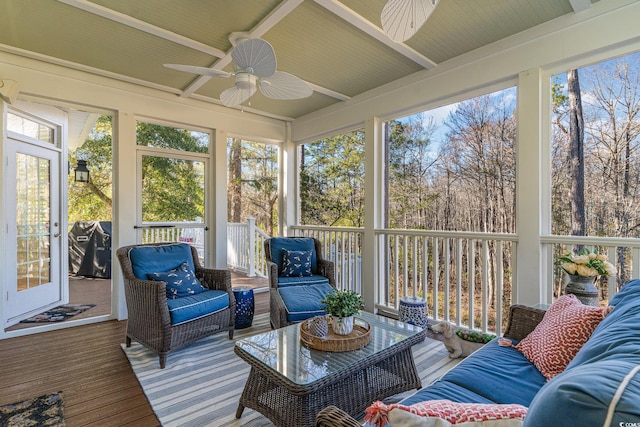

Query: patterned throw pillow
[147,262,207,299]
[364,400,527,427]
[280,249,313,277]
[514,294,612,380]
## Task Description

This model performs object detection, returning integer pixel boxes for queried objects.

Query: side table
[232,286,255,329]
[399,296,428,328]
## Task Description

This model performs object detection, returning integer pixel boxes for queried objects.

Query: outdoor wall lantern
[74,159,90,183]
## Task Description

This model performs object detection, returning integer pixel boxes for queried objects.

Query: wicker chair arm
[503,304,546,341]
[124,278,172,327]
[317,258,336,287]
[314,406,361,427]
[197,267,232,292]
[267,260,280,289]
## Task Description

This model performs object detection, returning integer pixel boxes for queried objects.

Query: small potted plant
[320,290,364,335]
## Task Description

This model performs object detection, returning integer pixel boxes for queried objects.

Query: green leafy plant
[455,329,496,344]
[320,290,364,318]
[557,248,616,277]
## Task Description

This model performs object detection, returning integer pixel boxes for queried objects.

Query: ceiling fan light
[235,72,256,90]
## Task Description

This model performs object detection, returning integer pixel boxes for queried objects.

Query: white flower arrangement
[558,248,616,277]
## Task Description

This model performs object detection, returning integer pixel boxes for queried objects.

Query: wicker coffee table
[234,311,426,427]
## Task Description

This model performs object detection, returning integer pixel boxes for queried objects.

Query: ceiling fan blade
[231,38,277,78]
[164,64,231,78]
[381,0,438,43]
[259,72,313,100]
[220,86,257,107]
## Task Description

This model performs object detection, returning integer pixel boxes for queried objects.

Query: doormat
[20,304,96,323]
[0,392,65,426]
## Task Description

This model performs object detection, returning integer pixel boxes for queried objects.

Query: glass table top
[235,311,424,385]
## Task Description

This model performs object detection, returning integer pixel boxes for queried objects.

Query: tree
[567,69,586,237]
[68,115,113,222]
[300,131,365,227]
[228,138,242,223]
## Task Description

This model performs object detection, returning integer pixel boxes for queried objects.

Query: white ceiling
[0,0,596,121]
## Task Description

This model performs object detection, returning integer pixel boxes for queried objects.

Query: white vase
[330,315,354,335]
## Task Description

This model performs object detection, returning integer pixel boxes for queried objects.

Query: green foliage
[138,122,206,222]
[455,329,496,344]
[68,115,113,223]
[320,290,364,318]
[300,130,365,227]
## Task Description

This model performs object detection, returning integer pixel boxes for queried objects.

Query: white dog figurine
[430,321,484,359]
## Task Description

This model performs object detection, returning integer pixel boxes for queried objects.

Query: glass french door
[5,138,62,321]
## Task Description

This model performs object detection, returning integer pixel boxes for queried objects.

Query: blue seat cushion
[280,249,313,277]
[400,380,496,406]
[277,274,330,288]
[269,237,318,274]
[166,290,229,325]
[278,283,335,322]
[129,243,195,280]
[147,261,207,299]
[524,359,640,426]
[440,339,546,406]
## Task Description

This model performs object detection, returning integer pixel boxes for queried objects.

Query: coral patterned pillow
[365,400,527,427]
[514,294,612,380]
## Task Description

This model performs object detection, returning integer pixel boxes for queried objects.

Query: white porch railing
[290,225,364,294]
[139,223,207,262]
[227,218,269,278]
[376,229,517,337]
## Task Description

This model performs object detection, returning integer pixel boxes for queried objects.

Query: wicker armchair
[116,242,235,368]
[265,237,336,329]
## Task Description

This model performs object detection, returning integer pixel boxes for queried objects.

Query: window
[7,112,55,145]
[385,87,517,233]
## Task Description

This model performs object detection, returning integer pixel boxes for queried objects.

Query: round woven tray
[300,317,371,352]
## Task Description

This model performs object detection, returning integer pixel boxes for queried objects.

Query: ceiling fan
[381,0,440,43]
[165,37,313,107]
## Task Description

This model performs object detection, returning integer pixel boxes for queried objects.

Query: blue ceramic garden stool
[232,286,255,329]
[399,296,428,328]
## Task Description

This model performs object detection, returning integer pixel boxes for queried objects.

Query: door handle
[53,232,61,237]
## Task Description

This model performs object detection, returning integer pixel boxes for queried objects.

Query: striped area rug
[122,314,461,427]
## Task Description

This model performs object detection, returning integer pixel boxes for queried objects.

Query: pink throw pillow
[364,400,527,427]
[515,294,612,380]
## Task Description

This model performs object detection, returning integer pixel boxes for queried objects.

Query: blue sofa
[316,279,640,426]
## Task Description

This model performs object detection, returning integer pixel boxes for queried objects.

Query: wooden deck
[0,272,437,425]
[0,274,269,426]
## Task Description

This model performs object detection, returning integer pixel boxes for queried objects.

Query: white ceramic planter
[330,315,354,335]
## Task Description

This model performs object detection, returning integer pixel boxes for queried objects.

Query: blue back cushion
[129,243,195,280]
[269,238,318,275]
[567,279,640,369]
[524,360,640,426]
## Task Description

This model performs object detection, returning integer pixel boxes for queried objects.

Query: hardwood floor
[0,289,269,426]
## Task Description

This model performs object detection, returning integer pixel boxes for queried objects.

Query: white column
[112,111,137,320]
[362,117,383,313]
[280,122,297,237]
[516,68,548,306]
[247,217,256,276]
[209,129,228,269]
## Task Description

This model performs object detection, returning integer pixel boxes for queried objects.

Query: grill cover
[68,221,112,278]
